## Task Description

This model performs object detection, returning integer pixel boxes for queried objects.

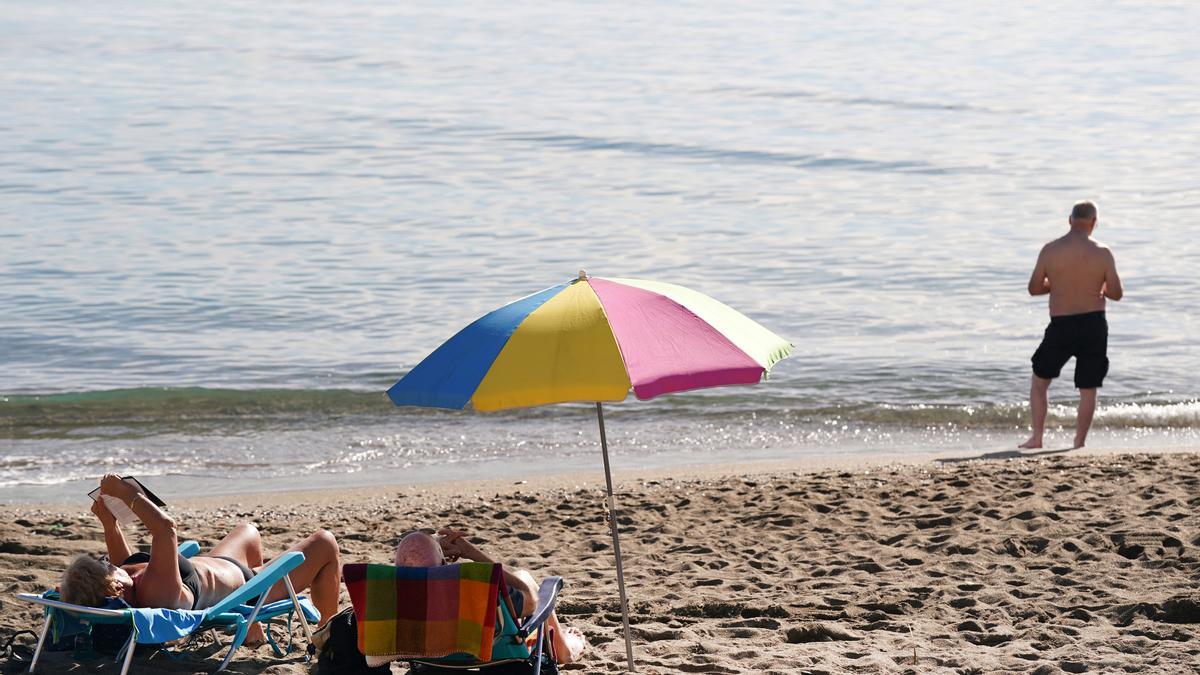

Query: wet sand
[2,450,1198,673]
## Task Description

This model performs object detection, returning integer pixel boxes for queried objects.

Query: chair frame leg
[219,588,271,667]
[532,623,547,675]
[216,591,270,673]
[282,576,315,658]
[240,593,271,641]
[215,621,249,673]
[117,633,136,675]
[213,576,319,673]
[28,612,52,673]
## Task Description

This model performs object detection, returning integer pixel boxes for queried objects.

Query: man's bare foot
[558,626,588,665]
[1072,438,1086,449]
[1018,437,1043,449]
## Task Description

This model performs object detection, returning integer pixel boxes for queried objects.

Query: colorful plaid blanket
[343,562,504,662]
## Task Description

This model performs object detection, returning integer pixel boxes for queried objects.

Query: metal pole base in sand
[596,402,636,672]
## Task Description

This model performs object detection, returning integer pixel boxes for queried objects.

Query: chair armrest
[16,593,131,618]
[178,540,201,558]
[520,576,563,637]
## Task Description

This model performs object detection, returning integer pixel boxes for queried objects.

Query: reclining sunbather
[394,528,587,664]
[61,474,340,639]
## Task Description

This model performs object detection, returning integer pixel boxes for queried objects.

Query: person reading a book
[61,474,341,637]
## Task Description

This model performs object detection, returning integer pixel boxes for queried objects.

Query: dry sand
[2,450,1198,674]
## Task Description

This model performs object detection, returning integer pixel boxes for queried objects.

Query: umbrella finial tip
[578,269,588,280]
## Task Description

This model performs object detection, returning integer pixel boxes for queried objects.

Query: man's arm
[439,529,537,617]
[1102,248,1123,300]
[1028,246,1051,296]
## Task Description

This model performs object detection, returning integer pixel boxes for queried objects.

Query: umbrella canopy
[388,274,792,410]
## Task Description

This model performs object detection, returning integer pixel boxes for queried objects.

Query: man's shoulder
[1041,236,1068,253]
[1087,238,1115,258]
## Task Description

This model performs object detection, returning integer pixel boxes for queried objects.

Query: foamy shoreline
[8,443,1199,509]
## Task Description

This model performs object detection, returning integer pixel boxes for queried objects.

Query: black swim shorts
[1031,311,1109,388]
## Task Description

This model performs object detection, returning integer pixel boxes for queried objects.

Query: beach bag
[315,608,389,675]
[89,622,135,656]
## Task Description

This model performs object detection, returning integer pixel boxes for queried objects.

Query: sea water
[2,1,1199,500]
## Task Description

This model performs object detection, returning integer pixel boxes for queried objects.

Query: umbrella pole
[596,402,636,672]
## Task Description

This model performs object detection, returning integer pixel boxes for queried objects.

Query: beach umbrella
[387,272,792,671]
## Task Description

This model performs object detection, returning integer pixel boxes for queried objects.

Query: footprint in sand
[784,623,860,643]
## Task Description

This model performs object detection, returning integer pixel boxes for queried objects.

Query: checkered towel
[343,562,504,661]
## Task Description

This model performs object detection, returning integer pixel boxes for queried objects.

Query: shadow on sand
[936,447,1076,464]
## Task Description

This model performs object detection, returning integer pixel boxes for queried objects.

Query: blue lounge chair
[16,543,318,674]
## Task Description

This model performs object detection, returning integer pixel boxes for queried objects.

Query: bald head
[394,531,444,567]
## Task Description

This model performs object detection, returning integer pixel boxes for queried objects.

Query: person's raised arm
[1028,246,1051,296]
[439,529,537,617]
[100,474,184,605]
[91,495,134,563]
[1102,248,1123,300]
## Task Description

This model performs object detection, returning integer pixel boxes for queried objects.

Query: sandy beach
[2,450,1198,674]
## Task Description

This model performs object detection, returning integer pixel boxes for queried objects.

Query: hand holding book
[88,475,166,526]
[101,473,139,503]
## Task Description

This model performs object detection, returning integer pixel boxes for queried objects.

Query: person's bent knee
[234,522,259,536]
[312,529,338,553]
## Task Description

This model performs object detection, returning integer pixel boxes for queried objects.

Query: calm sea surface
[3,1,1199,500]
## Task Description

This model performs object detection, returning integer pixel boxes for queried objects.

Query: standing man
[1020,201,1123,450]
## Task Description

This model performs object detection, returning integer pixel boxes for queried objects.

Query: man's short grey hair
[1071,201,1097,221]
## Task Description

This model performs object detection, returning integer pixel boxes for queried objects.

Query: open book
[87,477,166,526]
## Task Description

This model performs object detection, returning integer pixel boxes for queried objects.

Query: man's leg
[1074,317,1108,450]
[513,569,587,664]
[1074,388,1097,449]
[1019,375,1052,449]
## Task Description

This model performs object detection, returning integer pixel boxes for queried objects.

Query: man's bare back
[1028,232,1123,315]
[1020,201,1123,451]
